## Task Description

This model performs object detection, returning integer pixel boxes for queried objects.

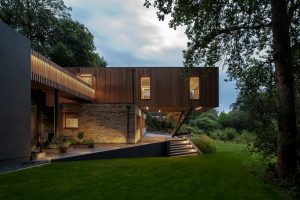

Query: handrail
[31,50,95,101]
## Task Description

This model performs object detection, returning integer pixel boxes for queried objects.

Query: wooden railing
[31,50,95,101]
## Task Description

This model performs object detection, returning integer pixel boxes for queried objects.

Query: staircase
[169,137,201,157]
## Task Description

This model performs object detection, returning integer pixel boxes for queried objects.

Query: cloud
[64,0,187,66]
[64,0,238,112]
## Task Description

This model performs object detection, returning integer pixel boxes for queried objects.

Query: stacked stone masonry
[60,104,141,144]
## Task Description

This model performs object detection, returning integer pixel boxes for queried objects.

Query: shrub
[210,130,228,141]
[77,131,84,140]
[189,116,221,133]
[223,128,238,140]
[209,130,222,140]
[85,139,95,148]
[235,130,256,143]
[191,135,217,154]
[179,124,202,134]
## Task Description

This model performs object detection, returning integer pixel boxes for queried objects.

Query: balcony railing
[31,50,95,101]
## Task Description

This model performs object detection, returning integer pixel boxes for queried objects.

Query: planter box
[41,147,69,154]
[72,144,94,148]
[31,152,46,160]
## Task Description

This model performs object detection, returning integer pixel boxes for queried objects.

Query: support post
[172,107,193,137]
[172,111,184,136]
[126,105,130,143]
[54,89,60,137]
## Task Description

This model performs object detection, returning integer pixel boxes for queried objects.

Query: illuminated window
[189,77,200,99]
[141,77,151,99]
[64,114,79,128]
[80,74,93,86]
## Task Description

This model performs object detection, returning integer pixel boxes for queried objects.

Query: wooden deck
[31,50,95,101]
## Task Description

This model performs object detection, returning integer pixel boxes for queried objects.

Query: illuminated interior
[189,77,200,99]
[64,114,79,128]
[80,74,93,86]
[141,77,151,99]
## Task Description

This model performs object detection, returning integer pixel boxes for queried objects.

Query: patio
[36,133,172,161]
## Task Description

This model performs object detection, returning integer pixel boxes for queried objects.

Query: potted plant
[85,139,95,148]
[41,137,71,154]
[30,138,46,160]
[70,131,95,148]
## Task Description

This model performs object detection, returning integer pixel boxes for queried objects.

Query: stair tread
[171,150,197,154]
[171,153,198,157]
[170,148,196,152]
[170,142,190,145]
[170,150,198,155]
[170,147,194,151]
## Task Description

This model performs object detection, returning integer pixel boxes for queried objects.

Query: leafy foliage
[145,112,176,132]
[191,134,217,154]
[145,0,300,178]
[77,131,85,140]
[223,128,238,140]
[218,110,252,131]
[0,0,107,67]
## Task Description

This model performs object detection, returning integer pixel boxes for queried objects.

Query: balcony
[31,50,95,101]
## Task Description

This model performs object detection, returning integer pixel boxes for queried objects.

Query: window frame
[63,113,79,129]
[189,76,200,100]
[140,76,151,100]
[79,73,94,86]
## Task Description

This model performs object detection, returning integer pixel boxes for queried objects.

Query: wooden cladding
[69,67,219,111]
[31,50,95,101]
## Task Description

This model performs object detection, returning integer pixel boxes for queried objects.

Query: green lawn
[0,142,282,200]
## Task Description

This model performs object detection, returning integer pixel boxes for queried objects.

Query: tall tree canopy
[0,0,107,67]
[145,0,299,179]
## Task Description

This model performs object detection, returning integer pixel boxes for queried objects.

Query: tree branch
[288,0,300,22]
[197,23,272,48]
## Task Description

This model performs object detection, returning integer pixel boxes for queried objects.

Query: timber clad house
[0,21,218,162]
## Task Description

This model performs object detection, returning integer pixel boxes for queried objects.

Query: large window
[141,77,151,99]
[189,77,200,99]
[64,114,79,128]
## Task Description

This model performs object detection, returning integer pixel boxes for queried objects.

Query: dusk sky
[64,0,238,112]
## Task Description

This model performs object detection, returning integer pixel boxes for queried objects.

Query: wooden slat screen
[31,50,95,101]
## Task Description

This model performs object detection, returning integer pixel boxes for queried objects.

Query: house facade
[0,21,218,162]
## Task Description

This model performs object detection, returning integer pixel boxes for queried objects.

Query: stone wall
[60,104,142,144]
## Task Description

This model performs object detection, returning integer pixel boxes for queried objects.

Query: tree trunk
[271,0,297,179]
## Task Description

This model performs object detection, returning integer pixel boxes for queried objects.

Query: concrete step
[170,147,194,152]
[170,151,198,157]
[169,137,200,157]
[170,148,197,154]
[170,142,190,146]
[170,146,194,151]
[170,144,193,149]
[171,152,198,157]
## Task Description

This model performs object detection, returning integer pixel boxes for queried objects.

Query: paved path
[38,133,173,161]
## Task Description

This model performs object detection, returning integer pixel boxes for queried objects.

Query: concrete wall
[52,141,168,162]
[0,22,31,162]
[61,104,143,144]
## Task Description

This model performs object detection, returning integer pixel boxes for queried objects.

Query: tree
[145,0,299,179]
[218,110,252,131]
[49,18,107,67]
[0,0,106,67]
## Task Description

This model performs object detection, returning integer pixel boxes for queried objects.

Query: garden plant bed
[41,147,72,154]
[30,152,46,160]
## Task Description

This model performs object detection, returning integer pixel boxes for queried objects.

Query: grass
[0,142,283,200]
